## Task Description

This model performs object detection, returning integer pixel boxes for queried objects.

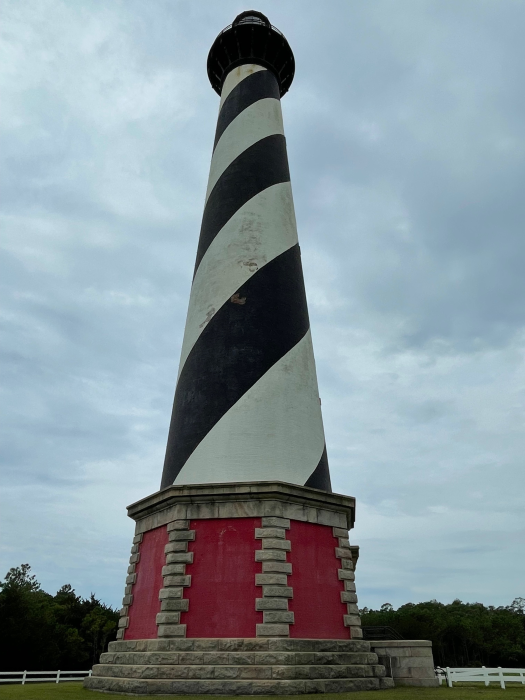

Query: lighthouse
[85,12,393,695]
[161,11,330,493]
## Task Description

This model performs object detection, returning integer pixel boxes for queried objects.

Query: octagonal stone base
[84,637,394,695]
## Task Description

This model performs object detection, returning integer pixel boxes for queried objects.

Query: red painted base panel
[288,520,347,638]
[183,518,262,638]
[125,526,169,640]
[124,517,349,640]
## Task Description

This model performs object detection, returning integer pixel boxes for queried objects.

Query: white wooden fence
[436,666,525,688]
[0,670,92,684]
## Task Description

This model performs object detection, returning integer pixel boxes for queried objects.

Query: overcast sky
[2,0,524,611]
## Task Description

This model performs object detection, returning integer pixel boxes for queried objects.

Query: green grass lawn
[1,682,525,700]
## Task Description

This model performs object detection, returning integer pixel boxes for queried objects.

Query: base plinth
[116,482,363,642]
[84,638,394,695]
[86,483,396,694]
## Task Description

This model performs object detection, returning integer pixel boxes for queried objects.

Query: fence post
[22,671,27,685]
[482,665,489,687]
[56,669,61,684]
[446,667,453,688]
[89,670,92,677]
[498,667,505,690]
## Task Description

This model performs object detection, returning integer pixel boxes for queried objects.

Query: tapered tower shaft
[161,14,331,492]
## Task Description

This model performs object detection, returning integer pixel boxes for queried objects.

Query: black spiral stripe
[194,134,290,276]
[162,245,309,487]
[305,445,332,492]
[213,69,280,150]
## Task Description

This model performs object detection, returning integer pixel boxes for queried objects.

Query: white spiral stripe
[174,330,326,486]
[178,182,299,378]
[205,97,283,204]
[219,64,267,108]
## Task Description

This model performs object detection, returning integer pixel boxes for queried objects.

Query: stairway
[85,638,395,694]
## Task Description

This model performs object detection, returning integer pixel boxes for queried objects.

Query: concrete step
[92,662,387,680]
[108,638,371,654]
[99,650,380,667]
[91,639,393,694]
[85,675,390,694]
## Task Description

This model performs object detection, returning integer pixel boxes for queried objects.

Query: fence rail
[0,670,92,684]
[436,666,525,689]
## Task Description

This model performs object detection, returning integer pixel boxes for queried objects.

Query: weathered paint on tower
[161,15,331,492]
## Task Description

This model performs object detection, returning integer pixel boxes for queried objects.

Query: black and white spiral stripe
[161,64,331,492]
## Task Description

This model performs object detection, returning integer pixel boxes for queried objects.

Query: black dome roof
[207,11,295,97]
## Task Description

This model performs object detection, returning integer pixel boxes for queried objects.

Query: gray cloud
[1,0,524,608]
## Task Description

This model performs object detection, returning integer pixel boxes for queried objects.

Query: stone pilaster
[157,519,193,637]
[255,517,293,637]
[334,527,363,639]
[116,533,143,639]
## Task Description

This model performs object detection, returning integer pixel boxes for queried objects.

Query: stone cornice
[127,481,355,530]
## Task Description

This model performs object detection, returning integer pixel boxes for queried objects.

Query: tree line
[361,598,525,668]
[1,564,523,670]
[0,564,119,671]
